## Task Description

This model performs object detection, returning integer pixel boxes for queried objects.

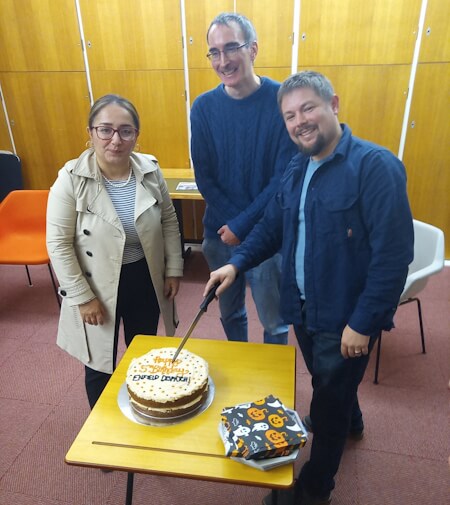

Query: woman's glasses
[92,126,138,141]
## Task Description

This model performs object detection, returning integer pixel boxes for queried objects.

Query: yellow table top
[66,335,297,488]
[160,168,203,200]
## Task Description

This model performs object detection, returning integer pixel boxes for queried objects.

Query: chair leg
[373,298,426,385]
[25,265,32,286]
[373,333,382,384]
[47,263,61,307]
[414,298,426,354]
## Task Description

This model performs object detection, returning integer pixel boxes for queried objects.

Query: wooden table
[65,335,297,504]
[161,168,202,257]
[161,168,202,201]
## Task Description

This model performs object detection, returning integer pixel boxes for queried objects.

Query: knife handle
[199,283,219,312]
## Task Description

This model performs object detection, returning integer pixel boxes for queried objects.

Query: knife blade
[171,283,219,363]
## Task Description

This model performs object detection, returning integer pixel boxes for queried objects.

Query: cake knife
[171,283,219,363]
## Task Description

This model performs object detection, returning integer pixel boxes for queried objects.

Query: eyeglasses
[206,43,249,62]
[92,126,138,141]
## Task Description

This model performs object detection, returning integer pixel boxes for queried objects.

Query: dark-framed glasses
[92,126,138,141]
[206,42,249,61]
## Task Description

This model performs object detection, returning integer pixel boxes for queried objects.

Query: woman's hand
[79,298,106,326]
[164,277,180,300]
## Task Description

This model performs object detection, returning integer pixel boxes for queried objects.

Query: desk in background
[161,168,203,257]
[161,168,201,200]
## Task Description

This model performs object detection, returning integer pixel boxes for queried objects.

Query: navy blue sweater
[190,77,297,240]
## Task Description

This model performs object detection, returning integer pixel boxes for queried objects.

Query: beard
[296,132,327,158]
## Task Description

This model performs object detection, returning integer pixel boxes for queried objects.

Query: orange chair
[0,189,60,306]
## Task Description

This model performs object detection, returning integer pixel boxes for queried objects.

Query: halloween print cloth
[220,394,307,460]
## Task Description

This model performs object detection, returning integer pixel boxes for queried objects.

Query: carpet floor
[0,249,449,505]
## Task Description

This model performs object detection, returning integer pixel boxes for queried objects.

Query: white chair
[373,219,445,384]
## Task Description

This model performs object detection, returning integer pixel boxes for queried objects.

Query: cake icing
[126,347,209,418]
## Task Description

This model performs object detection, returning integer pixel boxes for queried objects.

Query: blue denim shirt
[230,125,414,336]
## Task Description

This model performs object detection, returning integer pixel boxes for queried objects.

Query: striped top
[102,172,145,264]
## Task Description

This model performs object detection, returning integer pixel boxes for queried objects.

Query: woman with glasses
[47,94,183,409]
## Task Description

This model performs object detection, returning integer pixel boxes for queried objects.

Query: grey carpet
[0,253,449,505]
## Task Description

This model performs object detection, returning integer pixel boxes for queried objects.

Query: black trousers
[85,257,160,408]
[293,304,378,498]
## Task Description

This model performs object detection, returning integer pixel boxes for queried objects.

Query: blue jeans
[202,237,288,344]
[294,305,378,498]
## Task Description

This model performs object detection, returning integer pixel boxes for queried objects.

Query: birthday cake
[126,347,209,419]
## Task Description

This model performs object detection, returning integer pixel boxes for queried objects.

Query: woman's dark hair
[88,94,140,130]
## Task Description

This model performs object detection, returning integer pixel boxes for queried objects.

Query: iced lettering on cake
[137,356,189,377]
[161,375,189,383]
[132,373,190,383]
[132,374,160,381]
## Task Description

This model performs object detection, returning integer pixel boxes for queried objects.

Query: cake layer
[130,387,209,419]
[127,380,209,408]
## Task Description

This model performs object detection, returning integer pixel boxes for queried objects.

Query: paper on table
[176,182,198,191]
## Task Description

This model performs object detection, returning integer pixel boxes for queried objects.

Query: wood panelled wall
[0,0,448,256]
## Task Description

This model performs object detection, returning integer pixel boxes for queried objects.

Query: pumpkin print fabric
[220,395,307,460]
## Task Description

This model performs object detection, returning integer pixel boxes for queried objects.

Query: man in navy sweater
[190,13,296,344]
[204,71,414,505]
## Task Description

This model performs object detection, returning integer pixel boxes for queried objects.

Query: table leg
[126,472,134,505]
[272,489,278,505]
[173,199,191,259]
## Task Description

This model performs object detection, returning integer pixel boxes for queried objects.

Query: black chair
[0,151,23,202]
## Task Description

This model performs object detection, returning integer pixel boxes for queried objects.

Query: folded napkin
[219,395,307,461]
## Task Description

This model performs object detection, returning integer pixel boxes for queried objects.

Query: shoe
[298,486,332,505]
[262,487,296,505]
[262,485,331,505]
[302,415,364,441]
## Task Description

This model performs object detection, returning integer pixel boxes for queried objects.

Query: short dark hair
[88,94,140,130]
[278,71,335,109]
[207,12,257,44]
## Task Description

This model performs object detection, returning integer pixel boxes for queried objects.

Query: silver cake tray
[117,377,215,427]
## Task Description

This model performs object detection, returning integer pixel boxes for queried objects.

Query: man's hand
[203,264,238,298]
[341,325,370,358]
[79,298,106,326]
[164,277,180,300]
[218,225,241,246]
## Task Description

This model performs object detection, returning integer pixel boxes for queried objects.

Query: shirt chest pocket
[277,190,300,235]
[315,191,366,245]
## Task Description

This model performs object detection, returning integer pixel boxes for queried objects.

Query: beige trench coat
[46,149,183,373]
